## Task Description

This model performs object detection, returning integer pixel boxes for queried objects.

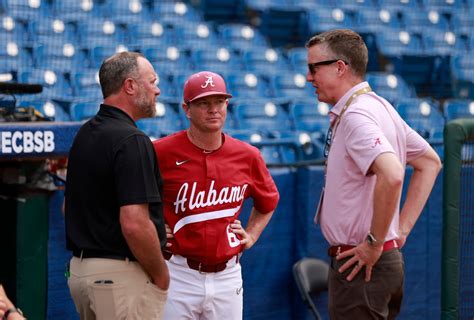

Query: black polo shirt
[65,104,165,259]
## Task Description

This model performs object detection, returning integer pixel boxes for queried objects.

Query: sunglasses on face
[307,59,348,74]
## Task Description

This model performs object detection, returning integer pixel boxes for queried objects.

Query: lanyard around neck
[324,86,372,160]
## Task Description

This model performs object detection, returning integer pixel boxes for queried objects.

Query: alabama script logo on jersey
[172,179,248,236]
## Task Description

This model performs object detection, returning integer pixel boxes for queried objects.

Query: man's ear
[123,78,135,95]
[182,102,191,119]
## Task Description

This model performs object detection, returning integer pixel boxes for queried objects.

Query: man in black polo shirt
[65,52,169,319]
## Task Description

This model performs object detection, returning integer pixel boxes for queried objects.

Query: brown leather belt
[328,239,399,257]
[163,251,228,273]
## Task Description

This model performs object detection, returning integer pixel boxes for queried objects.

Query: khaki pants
[68,257,167,320]
[328,249,404,320]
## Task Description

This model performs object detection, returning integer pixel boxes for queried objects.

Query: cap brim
[187,91,232,103]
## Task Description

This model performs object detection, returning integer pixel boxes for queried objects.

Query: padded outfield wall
[442,119,474,320]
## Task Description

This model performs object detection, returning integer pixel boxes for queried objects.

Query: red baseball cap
[183,71,232,103]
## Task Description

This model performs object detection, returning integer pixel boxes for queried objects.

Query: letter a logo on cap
[201,76,215,89]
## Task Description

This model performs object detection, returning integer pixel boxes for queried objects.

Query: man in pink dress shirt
[306,29,442,319]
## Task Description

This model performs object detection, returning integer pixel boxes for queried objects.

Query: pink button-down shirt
[319,81,430,246]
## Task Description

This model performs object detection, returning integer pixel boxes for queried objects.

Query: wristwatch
[3,307,23,320]
[366,232,380,247]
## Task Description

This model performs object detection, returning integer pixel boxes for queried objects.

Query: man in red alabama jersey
[153,71,279,319]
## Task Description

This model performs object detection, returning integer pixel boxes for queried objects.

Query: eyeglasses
[307,59,348,74]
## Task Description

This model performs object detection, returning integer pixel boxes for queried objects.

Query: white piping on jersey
[173,205,241,234]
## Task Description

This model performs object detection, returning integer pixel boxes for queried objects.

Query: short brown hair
[99,51,144,98]
[306,29,368,78]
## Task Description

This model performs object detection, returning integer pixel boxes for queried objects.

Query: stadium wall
[47,165,443,320]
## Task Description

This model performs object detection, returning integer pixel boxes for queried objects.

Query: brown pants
[68,257,167,320]
[328,249,404,320]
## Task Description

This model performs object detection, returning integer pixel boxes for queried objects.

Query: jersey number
[227,225,240,248]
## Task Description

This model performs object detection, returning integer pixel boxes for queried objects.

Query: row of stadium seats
[1,6,473,52]
[18,94,472,134]
[1,0,473,165]
[2,66,424,104]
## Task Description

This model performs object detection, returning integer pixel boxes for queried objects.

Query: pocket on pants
[129,281,168,320]
[89,281,127,320]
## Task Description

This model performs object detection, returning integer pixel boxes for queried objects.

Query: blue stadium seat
[421,0,463,14]
[450,54,474,99]
[88,45,129,69]
[378,0,421,13]
[289,98,330,138]
[451,8,474,36]
[136,102,184,138]
[258,145,284,165]
[27,18,76,46]
[218,24,270,53]
[0,39,31,72]
[190,48,242,76]
[126,21,175,50]
[401,10,450,33]
[396,98,445,142]
[33,43,87,73]
[51,0,101,22]
[244,0,293,12]
[18,69,73,102]
[307,7,354,35]
[69,101,100,121]
[444,99,474,121]
[3,0,49,21]
[376,29,424,56]
[1,15,29,45]
[143,45,191,78]
[76,20,127,49]
[271,73,314,99]
[287,47,308,75]
[101,0,151,24]
[242,48,291,76]
[353,8,402,34]
[333,0,378,12]
[267,130,325,162]
[234,100,293,131]
[152,2,202,26]
[155,73,176,100]
[174,22,222,51]
[71,69,102,100]
[366,72,415,104]
[17,99,71,121]
[225,129,268,144]
[422,30,468,56]
[227,73,273,98]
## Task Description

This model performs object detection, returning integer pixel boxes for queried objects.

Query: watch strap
[3,307,22,320]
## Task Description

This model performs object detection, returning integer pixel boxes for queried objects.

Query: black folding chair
[293,257,329,320]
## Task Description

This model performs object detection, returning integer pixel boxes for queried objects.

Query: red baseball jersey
[153,131,279,265]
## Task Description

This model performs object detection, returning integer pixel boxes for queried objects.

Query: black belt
[73,249,137,261]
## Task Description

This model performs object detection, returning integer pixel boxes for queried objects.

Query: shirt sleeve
[114,134,162,206]
[341,111,396,175]
[250,151,280,214]
[405,123,430,162]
